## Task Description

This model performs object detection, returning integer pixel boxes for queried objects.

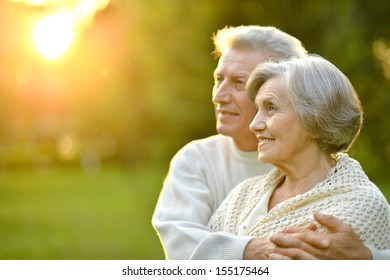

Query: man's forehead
[213,66,249,78]
[214,49,269,76]
[214,58,258,76]
[220,48,269,62]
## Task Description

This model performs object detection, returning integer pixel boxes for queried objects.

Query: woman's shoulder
[331,153,386,202]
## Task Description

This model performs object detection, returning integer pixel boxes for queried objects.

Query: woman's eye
[268,105,277,111]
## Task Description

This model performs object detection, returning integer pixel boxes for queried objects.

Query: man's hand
[243,237,276,260]
[243,224,317,260]
[269,213,373,260]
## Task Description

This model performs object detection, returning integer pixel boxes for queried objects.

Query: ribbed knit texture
[209,154,390,250]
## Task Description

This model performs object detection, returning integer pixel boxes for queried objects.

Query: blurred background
[0,0,389,259]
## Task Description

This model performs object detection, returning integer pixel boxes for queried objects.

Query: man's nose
[212,82,232,104]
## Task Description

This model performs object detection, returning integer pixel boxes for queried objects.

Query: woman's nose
[250,111,266,133]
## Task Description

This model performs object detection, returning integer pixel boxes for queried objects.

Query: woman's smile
[256,136,275,149]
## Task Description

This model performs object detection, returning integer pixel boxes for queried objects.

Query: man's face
[212,48,268,151]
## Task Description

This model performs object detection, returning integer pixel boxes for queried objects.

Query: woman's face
[250,76,317,166]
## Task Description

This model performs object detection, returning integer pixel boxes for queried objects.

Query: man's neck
[233,137,258,152]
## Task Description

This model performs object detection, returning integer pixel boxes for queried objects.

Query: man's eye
[214,77,223,85]
[234,80,246,90]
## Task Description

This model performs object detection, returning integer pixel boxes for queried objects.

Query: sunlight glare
[11,0,45,5]
[33,12,75,60]
[15,0,112,60]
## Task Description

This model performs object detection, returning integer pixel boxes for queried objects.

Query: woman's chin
[257,154,272,164]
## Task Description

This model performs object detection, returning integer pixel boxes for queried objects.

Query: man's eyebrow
[213,69,224,78]
[213,69,248,77]
[226,73,249,81]
[233,74,248,79]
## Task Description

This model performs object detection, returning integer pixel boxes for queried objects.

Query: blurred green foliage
[1,0,390,181]
[0,0,389,259]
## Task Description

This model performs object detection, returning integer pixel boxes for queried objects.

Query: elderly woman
[208,55,390,253]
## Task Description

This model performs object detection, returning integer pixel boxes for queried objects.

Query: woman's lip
[258,138,275,142]
[256,135,275,142]
[258,138,275,149]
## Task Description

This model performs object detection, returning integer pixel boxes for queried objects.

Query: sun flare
[33,12,75,60]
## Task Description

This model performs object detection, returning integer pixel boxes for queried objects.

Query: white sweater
[152,135,272,259]
[152,135,390,259]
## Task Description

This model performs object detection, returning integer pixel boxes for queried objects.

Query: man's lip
[217,109,238,115]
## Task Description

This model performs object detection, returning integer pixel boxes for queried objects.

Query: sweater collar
[228,137,259,164]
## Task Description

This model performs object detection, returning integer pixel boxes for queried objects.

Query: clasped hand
[244,213,372,260]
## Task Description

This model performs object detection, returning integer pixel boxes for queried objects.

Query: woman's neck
[268,152,335,210]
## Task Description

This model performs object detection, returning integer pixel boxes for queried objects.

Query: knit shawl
[208,154,390,249]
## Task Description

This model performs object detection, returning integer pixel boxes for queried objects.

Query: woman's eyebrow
[256,94,277,105]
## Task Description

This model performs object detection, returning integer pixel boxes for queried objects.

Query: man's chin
[216,126,234,137]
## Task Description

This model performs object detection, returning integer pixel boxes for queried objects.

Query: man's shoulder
[181,134,231,153]
[171,135,231,164]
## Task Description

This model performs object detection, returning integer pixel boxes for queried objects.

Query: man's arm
[152,146,252,259]
[269,213,389,260]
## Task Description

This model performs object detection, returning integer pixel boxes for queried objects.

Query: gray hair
[212,25,308,60]
[247,55,363,154]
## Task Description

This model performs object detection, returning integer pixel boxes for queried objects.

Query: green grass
[0,165,389,260]
[0,164,166,259]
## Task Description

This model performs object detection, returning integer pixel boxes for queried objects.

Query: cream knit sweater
[209,154,390,250]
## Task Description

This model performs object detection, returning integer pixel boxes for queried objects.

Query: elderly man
[152,25,390,260]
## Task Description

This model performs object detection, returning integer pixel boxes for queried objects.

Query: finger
[304,223,317,231]
[314,212,351,233]
[281,223,316,234]
[271,232,306,248]
[271,248,320,260]
[269,253,291,260]
[272,232,330,249]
